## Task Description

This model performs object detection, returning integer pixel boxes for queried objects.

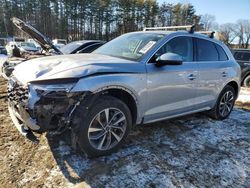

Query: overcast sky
[157,0,250,24]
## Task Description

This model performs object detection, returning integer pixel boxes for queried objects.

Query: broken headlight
[28,81,77,98]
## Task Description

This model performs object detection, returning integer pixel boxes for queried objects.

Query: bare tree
[200,14,217,31]
[219,23,237,45]
[236,19,250,48]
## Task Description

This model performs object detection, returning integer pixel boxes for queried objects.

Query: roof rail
[196,31,215,38]
[143,25,195,33]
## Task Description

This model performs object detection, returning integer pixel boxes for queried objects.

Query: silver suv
[8,27,241,157]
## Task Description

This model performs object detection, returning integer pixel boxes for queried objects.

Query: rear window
[196,38,219,61]
[234,51,250,61]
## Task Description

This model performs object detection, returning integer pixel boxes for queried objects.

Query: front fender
[71,73,147,124]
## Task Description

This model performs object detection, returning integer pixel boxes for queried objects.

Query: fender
[71,73,147,124]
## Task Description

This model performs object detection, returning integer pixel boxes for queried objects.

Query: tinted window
[234,52,250,61]
[196,38,219,61]
[243,52,250,61]
[215,44,228,61]
[156,36,193,61]
[81,43,103,53]
[60,41,84,54]
[234,52,244,60]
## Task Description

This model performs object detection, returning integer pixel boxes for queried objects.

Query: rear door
[145,36,199,122]
[194,38,229,108]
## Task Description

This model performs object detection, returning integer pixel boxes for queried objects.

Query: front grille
[7,78,28,104]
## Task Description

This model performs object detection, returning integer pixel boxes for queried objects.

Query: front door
[144,36,199,123]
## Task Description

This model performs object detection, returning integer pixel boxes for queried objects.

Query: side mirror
[155,52,183,67]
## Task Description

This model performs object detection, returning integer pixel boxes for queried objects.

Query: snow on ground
[238,88,250,103]
[0,77,249,187]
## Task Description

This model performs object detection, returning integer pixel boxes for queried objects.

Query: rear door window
[196,38,219,61]
[215,44,228,61]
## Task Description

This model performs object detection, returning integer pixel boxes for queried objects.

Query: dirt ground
[0,77,249,188]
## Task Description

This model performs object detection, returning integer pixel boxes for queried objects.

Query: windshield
[60,41,84,54]
[20,42,36,48]
[93,32,165,61]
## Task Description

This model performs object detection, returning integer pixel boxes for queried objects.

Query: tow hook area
[8,104,39,143]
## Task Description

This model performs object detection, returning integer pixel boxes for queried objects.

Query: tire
[71,95,132,158]
[243,75,250,87]
[208,85,236,120]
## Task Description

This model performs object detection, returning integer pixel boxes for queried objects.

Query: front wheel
[71,96,132,158]
[208,85,236,120]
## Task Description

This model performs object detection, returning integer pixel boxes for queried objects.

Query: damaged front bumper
[8,102,39,137]
[7,77,88,139]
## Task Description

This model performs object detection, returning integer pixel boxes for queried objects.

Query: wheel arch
[93,86,139,125]
[241,72,250,86]
[226,80,240,98]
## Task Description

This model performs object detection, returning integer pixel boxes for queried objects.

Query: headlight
[27,80,78,109]
[28,82,76,97]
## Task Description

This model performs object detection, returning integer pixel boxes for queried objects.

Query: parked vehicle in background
[0,46,8,56]
[233,49,250,87]
[27,39,42,52]
[8,26,241,157]
[1,17,105,79]
[1,17,63,79]
[0,38,9,46]
[52,39,67,45]
[0,46,8,71]
[5,41,19,56]
[60,40,105,54]
[17,42,39,53]
[54,43,65,49]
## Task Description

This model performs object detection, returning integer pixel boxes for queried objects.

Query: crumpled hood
[13,54,145,85]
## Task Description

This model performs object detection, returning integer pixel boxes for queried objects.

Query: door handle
[188,74,196,80]
[222,72,227,77]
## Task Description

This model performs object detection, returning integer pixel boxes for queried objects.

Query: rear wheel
[208,85,236,120]
[71,96,132,158]
[243,75,250,87]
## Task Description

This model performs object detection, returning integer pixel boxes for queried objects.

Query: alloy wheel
[219,91,234,117]
[88,108,127,151]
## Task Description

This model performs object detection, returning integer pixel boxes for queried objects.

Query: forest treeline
[0,0,202,41]
[0,0,249,48]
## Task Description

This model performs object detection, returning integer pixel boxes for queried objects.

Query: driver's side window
[156,36,193,62]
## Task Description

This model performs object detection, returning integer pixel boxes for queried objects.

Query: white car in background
[0,46,8,76]
[17,42,39,53]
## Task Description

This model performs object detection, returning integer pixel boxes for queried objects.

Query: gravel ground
[0,77,249,188]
